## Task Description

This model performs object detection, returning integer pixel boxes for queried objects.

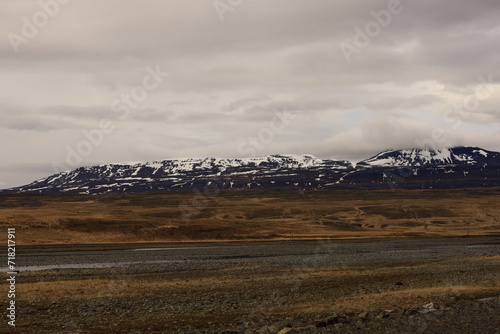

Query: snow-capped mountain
[347,146,500,190]
[2,147,499,195]
[3,154,353,195]
[356,147,500,168]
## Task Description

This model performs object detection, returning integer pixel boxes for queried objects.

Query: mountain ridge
[2,146,500,195]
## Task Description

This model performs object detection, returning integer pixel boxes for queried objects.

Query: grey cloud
[0,105,79,131]
[1,0,500,188]
[41,105,111,121]
[366,94,443,111]
[41,105,174,123]
[221,94,273,113]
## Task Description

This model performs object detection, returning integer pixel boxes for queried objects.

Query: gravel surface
[17,237,500,273]
[8,237,500,333]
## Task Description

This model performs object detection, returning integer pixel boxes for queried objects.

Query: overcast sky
[1,0,500,189]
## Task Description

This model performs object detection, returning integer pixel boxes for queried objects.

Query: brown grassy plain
[0,187,498,245]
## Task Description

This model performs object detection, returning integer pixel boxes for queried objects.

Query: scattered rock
[315,320,328,328]
[358,311,369,319]
[256,325,270,334]
[267,325,280,333]
[268,321,291,333]
[376,312,390,319]
[338,316,350,324]
[277,328,296,334]
[404,309,418,316]
[326,314,339,325]
[420,302,437,313]
[477,297,496,303]
[236,319,248,326]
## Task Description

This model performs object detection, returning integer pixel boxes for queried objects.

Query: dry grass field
[0,187,499,245]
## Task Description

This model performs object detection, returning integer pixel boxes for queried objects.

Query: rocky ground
[7,237,500,333]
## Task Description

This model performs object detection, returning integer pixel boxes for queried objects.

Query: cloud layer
[1,0,499,188]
